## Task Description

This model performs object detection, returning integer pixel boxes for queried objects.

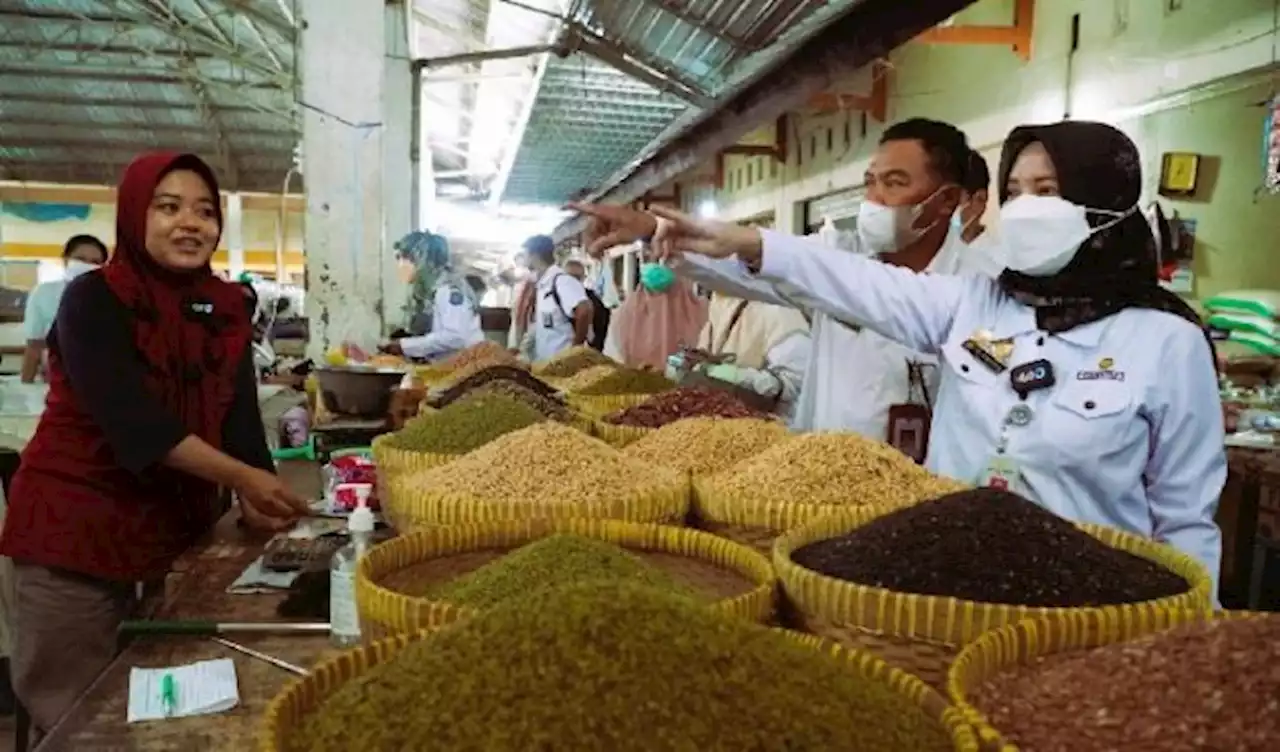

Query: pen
[160,673,177,718]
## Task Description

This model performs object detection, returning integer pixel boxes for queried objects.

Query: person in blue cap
[380,231,483,361]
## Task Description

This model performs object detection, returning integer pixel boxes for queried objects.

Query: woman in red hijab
[0,153,308,741]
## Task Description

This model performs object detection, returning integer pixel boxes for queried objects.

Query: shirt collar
[988,300,1113,348]
[536,265,563,289]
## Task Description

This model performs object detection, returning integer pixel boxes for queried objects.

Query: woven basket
[412,365,454,386]
[260,627,979,752]
[356,517,777,636]
[382,467,690,532]
[948,609,1260,751]
[774,505,1215,690]
[591,419,653,447]
[690,476,831,555]
[371,433,460,500]
[565,392,658,417]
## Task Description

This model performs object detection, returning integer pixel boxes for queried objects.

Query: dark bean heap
[792,489,1190,607]
[971,615,1280,752]
[291,582,955,752]
[429,374,570,422]
[426,534,700,610]
[535,345,614,378]
[429,364,561,408]
[604,387,774,428]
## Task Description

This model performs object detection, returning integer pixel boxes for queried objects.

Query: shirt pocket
[1048,382,1137,456]
[940,338,1006,390]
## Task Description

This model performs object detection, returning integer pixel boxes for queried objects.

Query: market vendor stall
[34,463,326,751]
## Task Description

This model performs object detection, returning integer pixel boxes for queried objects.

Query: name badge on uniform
[1010,359,1055,399]
[542,312,555,329]
[979,455,1021,491]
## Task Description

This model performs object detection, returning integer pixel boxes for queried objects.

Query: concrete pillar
[299,0,387,358]
[383,0,414,331]
[225,192,245,278]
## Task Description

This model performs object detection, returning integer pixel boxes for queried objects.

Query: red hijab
[102,152,253,446]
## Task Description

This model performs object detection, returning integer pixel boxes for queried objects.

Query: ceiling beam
[0,116,286,138]
[0,60,283,89]
[635,0,757,51]
[553,0,980,240]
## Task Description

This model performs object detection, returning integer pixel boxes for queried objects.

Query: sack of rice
[384,421,689,530]
[356,521,775,634]
[775,489,1212,689]
[693,432,964,553]
[266,582,978,752]
[623,417,790,477]
[951,610,1275,751]
[373,393,551,486]
[532,344,615,378]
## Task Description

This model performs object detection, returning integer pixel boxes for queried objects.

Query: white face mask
[64,258,100,279]
[856,191,943,255]
[997,195,1133,277]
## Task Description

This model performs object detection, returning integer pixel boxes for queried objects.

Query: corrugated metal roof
[495,0,847,205]
[0,0,297,191]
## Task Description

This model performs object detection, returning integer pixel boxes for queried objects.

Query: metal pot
[314,366,406,418]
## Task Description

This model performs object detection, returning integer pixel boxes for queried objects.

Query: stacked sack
[1205,289,1280,359]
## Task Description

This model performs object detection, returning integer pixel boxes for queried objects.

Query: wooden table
[37,462,336,752]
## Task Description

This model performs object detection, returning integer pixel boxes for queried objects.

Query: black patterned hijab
[995,121,1205,335]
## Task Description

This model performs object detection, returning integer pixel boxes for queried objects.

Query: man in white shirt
[573,119,994,444]
[21,235,108,383]
[524,235,594,361]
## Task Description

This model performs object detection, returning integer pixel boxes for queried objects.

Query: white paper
[226,555,303,594]
[127,658,240,723]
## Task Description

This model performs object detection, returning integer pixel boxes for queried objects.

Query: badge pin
[1006,404,1034,427]
[1099,357,1114,370]
[990,338,1015,366]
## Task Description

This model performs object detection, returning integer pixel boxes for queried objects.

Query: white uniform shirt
[22,281,65,341]
[400,283,484,361]
[676,227,986,435]
[533,265,588,361]
[754,229,1225,590]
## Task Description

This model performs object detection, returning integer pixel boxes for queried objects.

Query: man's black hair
[879,118,970,186]
[63,234,108,261]
[963,149,990,194]
[522,234,556,265]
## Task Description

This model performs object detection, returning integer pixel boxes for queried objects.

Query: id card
[979,455,1021,491]
[542,312,555,329]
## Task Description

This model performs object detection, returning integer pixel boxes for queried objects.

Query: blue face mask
[639,262,675,293]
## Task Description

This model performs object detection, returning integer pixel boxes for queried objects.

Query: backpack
[548,274,610,352]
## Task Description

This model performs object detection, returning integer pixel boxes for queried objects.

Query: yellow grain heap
[395,422,685,509]
[703,432,967,510]
[623,418,790,476]
[438,340,518,371]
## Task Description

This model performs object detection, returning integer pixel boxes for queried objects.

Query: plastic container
[329,485,375,647]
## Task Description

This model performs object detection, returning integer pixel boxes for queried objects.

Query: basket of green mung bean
[355,518,777,636]
[261,582,980,752]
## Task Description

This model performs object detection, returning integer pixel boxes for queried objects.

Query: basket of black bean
[262,581,980,752]
[355,520,776,636]
[949,610,1278,751]
[773,488,1213,690]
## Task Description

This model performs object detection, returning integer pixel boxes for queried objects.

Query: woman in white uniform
[573,121,1226,592]
[381,231,484,361]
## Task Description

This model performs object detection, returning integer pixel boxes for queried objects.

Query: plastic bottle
[329,484,375,647]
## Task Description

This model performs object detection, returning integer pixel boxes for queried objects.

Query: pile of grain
[396,422,684,508]
[793,489,1190,607]
[438,341,518,371]
[291,582,956,752]
[604,387,773,428]
[427,365,567,416]
[425,534,698,610]
[702,432,964,510]
[623,418,790,476]
[970,615,1280,751]
[565,365,674,396]
[431,380,572,421]
[381,393,548,455]
[534,345,614,378]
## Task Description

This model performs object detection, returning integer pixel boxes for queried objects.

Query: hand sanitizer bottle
[329,484,374,647]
